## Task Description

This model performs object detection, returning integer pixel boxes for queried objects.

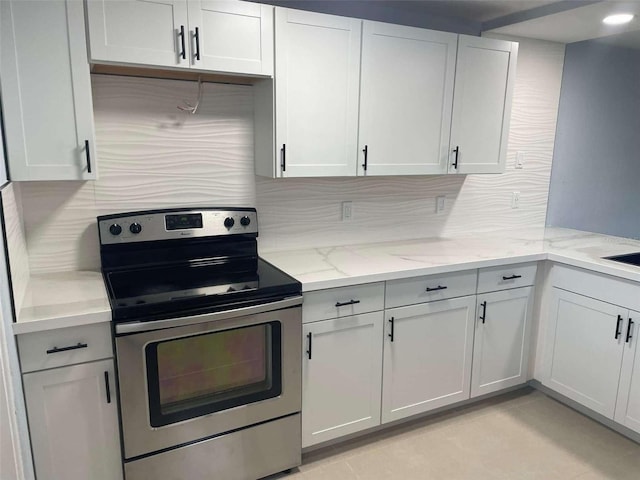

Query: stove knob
[129,223,142,234]
[109,224,122,236]
[240,216,251,227]
[224,217,235,229]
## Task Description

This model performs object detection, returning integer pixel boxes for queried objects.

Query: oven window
[145,322,282,427]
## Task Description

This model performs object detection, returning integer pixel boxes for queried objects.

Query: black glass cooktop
[105,258,301,322]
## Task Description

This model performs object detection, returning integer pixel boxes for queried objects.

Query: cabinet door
[86,0,189,69]
[450,36,517,174]
[382,296,476,423]
[302,312,383,447]
[275,8,361,177]
[23,360,122,480]
[188,0,273,75]
[1,0,97,180]
[615,312,640,433]
[358,22,456,176]
[471,287,533,398]
[544,288,625,418]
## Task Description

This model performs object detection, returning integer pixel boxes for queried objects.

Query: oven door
[115,298,302,460]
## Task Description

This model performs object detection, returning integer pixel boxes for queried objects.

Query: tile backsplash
[17,36,565,274]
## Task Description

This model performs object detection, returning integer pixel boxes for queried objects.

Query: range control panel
[98,208,258,245]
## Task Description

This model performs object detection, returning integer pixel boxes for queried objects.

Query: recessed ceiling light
[603,13,635,25]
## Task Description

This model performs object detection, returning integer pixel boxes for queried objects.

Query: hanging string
[177,76,203,114]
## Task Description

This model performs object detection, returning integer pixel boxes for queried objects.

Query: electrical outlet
[511,191,520,209]
[516,151,525,169]
[435,196,446,214]
[342,201,353,221]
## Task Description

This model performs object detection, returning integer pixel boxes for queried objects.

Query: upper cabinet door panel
[188,0,273,75]
[86,0,190,69]
[1,0,97,180]
[359,22,456,176]
[275,8,361,177]
[450,36,517,174]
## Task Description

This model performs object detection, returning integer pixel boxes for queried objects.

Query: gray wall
[546,41,640,239]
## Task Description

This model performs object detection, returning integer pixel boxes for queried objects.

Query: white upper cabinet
[274,8,361,177]
[86,0,273,75]
[86,0,189,69]
[255,10,519,179]
[1,0,97,181]
[188,0,273,75]
[449,35,517,174]
[358,22,457,176]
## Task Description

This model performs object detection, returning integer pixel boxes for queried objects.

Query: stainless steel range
[97,207,302,480]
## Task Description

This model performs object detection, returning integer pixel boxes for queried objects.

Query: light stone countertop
[261,227,640,292]
[12,227,640,334]
[13,270,111,335]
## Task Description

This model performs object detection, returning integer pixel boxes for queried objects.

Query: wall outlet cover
[341,201,353,221]
[511,191,520,209]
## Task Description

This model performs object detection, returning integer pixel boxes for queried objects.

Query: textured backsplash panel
[1,183,30,311]
[18,36,564,272]
[19,76,255,273]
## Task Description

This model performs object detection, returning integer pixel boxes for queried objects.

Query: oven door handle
[115,296,304,335]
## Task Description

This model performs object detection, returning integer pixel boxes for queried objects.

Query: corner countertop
[12,227,640,334]
[260,227,640,292]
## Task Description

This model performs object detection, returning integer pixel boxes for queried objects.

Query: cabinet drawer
[385,270,477,309]
[18,322,113,373]
[303,283,385,323]
[477,262,537,294]
[551,264,640,312]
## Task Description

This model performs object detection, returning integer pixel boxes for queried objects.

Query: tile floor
[271,388,640,479]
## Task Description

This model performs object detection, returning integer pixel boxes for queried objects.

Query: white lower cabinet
[471,287,533,397]
[381,295,476,423]
[23,359,122,480]
[615,310,640,433]
[545,288,627,418]
[302,312,383,447]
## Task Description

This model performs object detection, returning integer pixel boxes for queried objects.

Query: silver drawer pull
[502,274,522,280]
[426,285,448,292]
[46,342,88,354]
[335,299,361,307]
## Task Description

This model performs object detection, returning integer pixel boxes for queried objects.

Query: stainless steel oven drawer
[124,414,301,480]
